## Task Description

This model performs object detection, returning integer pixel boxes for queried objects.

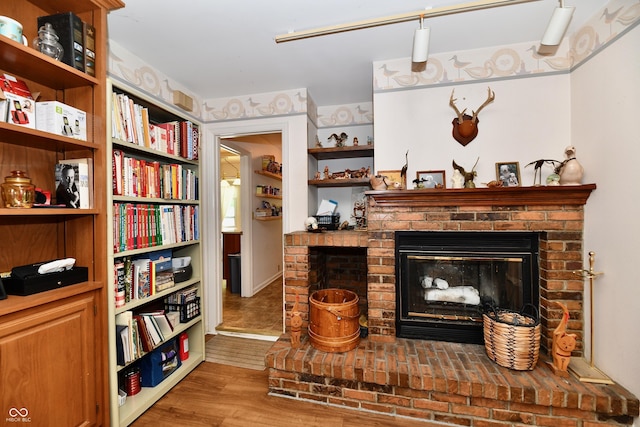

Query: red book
[112,149,123,195]
[180,121,188,158]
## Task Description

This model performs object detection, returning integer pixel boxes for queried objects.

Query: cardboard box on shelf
[36,101,87,140]
[0,73,36,129]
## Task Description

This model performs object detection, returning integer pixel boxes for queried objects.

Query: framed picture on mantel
[377,170,404,189]
[496,162,521,187]
[416,170,446,189]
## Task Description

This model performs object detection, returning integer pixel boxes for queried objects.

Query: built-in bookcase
[0,1,123,426]
[106,80,205,426]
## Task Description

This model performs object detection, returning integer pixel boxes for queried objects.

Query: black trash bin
[228,253,241,294]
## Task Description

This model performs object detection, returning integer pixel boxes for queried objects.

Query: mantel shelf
[366,184,597,208]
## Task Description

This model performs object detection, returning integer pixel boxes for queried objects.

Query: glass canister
[1,170,35,208]
[32,22,64,60]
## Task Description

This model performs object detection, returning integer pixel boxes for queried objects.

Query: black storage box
[173,263,192,284]
[4,266,89,296]
[314,214,340,230]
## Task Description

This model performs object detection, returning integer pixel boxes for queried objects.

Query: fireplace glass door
[396,231,539,344]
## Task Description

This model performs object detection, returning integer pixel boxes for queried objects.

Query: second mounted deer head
[449,87,495,146]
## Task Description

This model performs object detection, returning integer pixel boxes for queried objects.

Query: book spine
[83,22,96,76]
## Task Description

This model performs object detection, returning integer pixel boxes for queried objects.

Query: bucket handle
[326,307,360,321]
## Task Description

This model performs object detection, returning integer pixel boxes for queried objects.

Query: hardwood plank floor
[218,277,283,336]
[130,361,431,427]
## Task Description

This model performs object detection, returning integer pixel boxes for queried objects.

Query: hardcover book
[37,12,85,71]
[83,21,96,76]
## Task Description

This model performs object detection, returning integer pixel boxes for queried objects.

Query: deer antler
[449,89,467,125]
[471,87,495,123]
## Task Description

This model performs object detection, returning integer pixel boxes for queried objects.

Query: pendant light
[412,14,430,64]
[540,0,575,47]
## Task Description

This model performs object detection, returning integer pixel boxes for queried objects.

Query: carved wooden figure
[549,301,577,377]
[290,295,303,348]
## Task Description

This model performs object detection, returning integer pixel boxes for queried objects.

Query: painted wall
[574,23,640,397]
[373,75,571,186]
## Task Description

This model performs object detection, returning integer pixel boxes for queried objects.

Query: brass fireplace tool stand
[569,251,613,384]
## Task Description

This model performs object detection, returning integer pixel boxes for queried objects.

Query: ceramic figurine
[353,137,359,146]
[451,169,465,188]
[370,175,388,190]
[315,135,322,148]
[549,301,577,377]
[328,132,348,147]
[558,146,584,185]
[452,158,478,188]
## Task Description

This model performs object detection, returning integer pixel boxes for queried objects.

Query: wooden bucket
[308,289,360,352]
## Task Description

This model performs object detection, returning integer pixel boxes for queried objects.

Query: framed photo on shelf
[496,162,521,187]
[377,170,405,189]
[416,170,446,189]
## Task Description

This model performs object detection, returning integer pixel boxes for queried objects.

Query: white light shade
[412,27,430,63]
[540,6,575,46]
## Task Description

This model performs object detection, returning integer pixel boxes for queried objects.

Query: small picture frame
[377,170,405,189]
[496,162,521,187]
[416,170,446,189]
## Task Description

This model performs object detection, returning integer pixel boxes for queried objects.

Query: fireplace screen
[396,231,539,344]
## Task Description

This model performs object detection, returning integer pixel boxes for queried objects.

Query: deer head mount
[449,87,495,146]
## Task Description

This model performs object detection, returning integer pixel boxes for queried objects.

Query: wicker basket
[483,305,541,371]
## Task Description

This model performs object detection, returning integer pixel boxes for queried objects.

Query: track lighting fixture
[275,0,540,43]
[412,14,430,64]
[540,0,575,47]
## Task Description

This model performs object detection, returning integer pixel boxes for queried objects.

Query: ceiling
[107,0,607,107]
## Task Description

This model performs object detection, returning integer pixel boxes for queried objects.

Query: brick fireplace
[266,185,639,425]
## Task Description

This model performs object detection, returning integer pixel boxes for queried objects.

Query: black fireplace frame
[395,231,540,344]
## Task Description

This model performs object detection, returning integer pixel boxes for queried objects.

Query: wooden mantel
[366,184,596,208]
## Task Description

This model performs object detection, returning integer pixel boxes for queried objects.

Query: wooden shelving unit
[106,81,205,426]
[0,1,124,425]
[308,144,374,160]
[254,169,282,180]
[256,193,282,200]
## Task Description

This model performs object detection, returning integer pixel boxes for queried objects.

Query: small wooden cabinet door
[0,292,97,426]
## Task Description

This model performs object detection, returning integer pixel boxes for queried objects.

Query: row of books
[115,309,179,366]
[37,12,96,76]
[113,203,199,253]
[114,249,175,308]
[112,149,198,200]
[111,92,199,160]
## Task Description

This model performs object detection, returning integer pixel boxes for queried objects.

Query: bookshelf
[0,1,123,426]
[106,80,205,426]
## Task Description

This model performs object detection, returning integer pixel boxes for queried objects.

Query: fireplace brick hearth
[269,185,639,424]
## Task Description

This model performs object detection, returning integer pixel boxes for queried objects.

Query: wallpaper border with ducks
[107,0,639,129]
[373,0,639,93]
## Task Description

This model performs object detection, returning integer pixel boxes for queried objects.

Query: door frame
[202,120,291,334]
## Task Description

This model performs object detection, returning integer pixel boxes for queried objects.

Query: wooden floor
[218,277,283,336]
[130,361,431,427]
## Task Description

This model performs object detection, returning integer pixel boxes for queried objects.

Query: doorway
[217,134,284,338]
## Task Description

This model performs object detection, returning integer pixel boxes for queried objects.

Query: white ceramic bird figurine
[558,146,584,185]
